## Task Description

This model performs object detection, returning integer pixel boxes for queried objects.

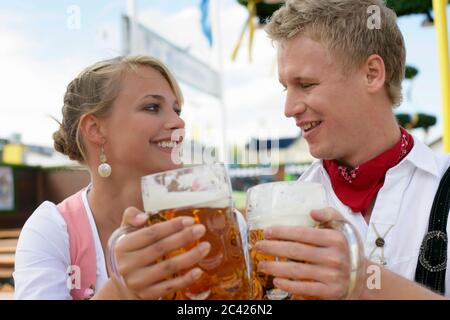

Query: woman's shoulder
[21,201,67,232]
[14,201,72,300]
[17,201,69,252]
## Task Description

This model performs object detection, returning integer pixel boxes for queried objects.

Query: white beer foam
[248,208,317,229]
[143,190,230,212]
[247,181,327,229]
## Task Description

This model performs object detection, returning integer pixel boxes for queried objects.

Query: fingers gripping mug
[108,164,251,300]
[246,181,364,300]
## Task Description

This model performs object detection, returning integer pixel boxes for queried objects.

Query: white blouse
[13,188,108,299]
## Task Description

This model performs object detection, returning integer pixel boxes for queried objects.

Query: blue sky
[0,0,449,152]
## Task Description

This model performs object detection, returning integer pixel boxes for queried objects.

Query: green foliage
[237,0,438,22]
[396,113,437,129]
[232,191,247,211]
[237,0,284,24]
[385,0,432,17]
[405,65,419,79]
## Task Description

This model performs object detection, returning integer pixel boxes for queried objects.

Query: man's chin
[308,146,322,159]
[309,148,332,161]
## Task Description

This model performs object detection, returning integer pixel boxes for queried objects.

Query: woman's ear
[79,114,106,145]
[364,54,386,94]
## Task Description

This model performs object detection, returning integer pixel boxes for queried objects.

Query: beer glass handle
[107,225,138,286]
[319,220,364,300]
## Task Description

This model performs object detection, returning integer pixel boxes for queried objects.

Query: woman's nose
[164,111,185,130]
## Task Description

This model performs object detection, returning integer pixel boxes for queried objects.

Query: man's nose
[284,91,306,118]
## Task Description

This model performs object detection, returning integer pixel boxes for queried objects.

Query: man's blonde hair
[265,0,406,106]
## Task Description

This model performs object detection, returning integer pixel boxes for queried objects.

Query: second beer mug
[246,181,362,300]
[109,164,251,300]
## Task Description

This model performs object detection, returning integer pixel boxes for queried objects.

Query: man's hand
[256,207,364,299]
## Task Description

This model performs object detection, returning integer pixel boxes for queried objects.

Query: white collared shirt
[299,138,450,296]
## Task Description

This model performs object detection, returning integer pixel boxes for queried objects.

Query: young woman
[14,56,211,299]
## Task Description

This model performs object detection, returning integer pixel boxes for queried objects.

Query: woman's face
[102,65,185,178]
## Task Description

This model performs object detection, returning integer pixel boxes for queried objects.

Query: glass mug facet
[108,164,251,300]
[246,181,327,300]
[246,181,363,300]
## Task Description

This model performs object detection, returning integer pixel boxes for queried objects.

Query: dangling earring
[97,144,112,178]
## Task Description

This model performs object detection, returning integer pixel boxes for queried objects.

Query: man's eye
[144,104,159,112]
[301,83,316,89]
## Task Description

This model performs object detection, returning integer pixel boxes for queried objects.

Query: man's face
[278,35,372,165]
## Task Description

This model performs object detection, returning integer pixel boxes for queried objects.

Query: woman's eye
[174,109,182,116]
[144,104,159,112]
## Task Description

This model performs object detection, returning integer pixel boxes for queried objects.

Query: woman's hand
[110,207,211,299]
[255,207,365,300]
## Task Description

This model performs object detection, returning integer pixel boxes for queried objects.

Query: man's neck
[337,117,401,168]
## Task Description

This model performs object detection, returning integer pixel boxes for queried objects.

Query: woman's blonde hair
[53,55,183,162]
[265,0,406,106]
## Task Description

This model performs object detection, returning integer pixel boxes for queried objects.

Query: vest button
[375,237,385,247]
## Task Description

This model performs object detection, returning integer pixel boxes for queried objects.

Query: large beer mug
[246,181,362,300]
[108,164,251,300]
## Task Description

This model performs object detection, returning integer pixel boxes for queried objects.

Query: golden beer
[248,229,289,300]
[148,203,251,300]
[108,165,251,300]
[248,227,319,300]
[137,164,251,300]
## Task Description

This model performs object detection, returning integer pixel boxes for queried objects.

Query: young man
[255,0,450,299]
